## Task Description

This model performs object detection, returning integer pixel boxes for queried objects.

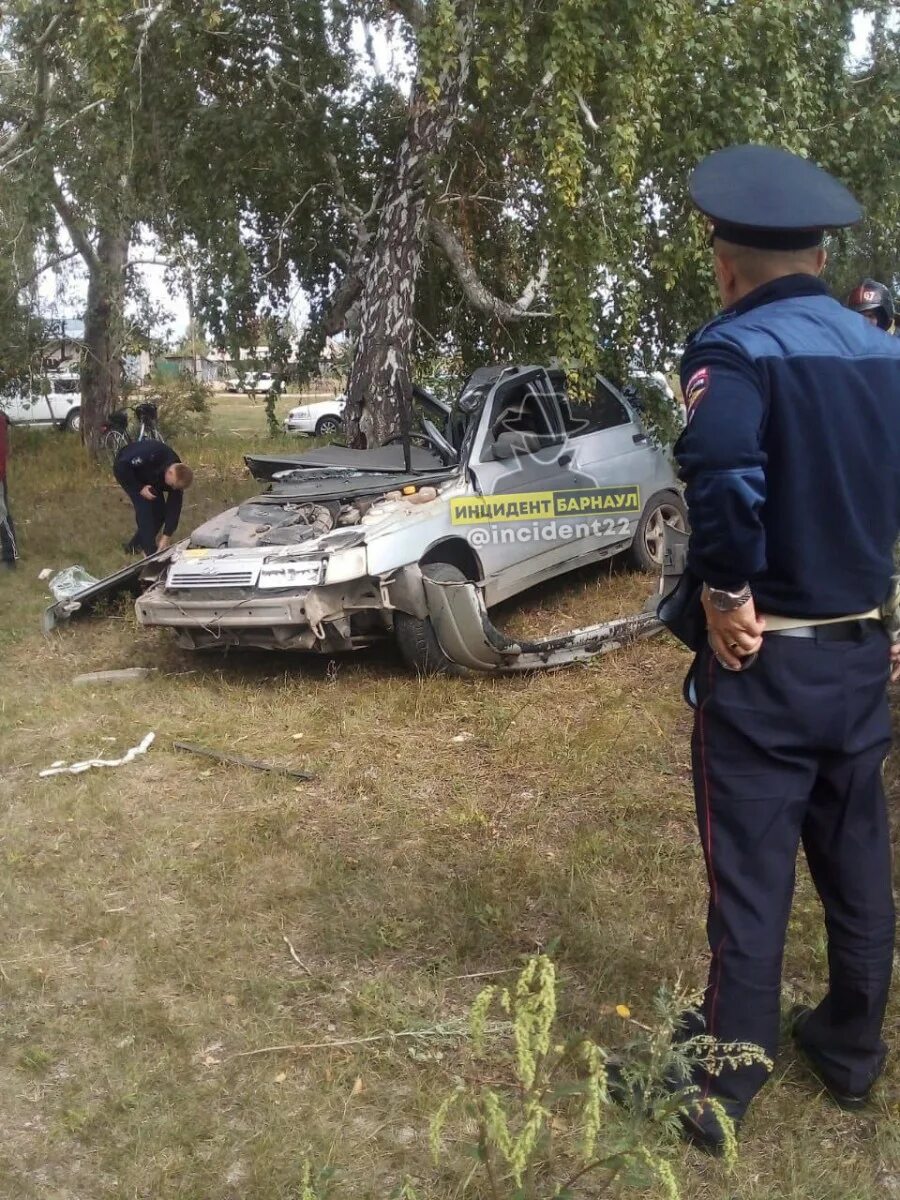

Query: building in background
[40,317,153,383]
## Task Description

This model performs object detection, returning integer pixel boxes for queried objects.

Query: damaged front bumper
[133,573,389,652]
[43,528,688,676]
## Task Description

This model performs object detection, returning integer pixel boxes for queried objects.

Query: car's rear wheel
[315,415,342,437]
[627,491,688,572]
[64,407,81,432]
[394,562,470,677]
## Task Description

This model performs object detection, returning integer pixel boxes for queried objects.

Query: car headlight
[257,561,323,589]
[324,546,367,585]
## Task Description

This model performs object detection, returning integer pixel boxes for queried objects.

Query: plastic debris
[73,668,156,686]
[48,565,100,601]
[38,567,53,581]
[39,731,155,778]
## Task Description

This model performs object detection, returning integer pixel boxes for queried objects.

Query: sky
[37,11,878,348]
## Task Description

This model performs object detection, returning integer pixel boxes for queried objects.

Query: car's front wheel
[627,491,688,572]
[315,415,342,438]
[394,562,470,676]
[64,407,81,433]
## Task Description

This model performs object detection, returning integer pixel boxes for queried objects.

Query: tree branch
[575,89,601,132]
[0,3,79,168]
[48,177,100,274]
[0,35,52,162]
[266,69,371,249]
[323,261,366,336]
[429,217,551,321]
[385,0,426,31]
[9,247,80,297]
[0,99,106,176]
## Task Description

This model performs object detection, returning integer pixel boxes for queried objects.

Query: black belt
[766,618,882,641]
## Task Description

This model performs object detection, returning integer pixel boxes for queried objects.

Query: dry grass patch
[1,430,899,1198]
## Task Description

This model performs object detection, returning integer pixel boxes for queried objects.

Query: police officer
[847,278,895,332]
[114,439,193,556]
[663,144,900,1151]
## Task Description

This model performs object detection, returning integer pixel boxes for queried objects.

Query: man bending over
[114,439,193,556]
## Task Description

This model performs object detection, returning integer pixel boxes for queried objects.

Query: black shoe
[678,1102,737,1157]
[789,1005,872,1111]
[606,1060,735,1157]
[604,1058,644,1111]
[122,541,141,556]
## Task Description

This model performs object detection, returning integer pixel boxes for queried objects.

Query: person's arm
[675,340,768,589]
[162,488,183,537]
[675,340,769,668]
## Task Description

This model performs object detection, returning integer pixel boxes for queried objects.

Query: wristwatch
[706,583,753,612]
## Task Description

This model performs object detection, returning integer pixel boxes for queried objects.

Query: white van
[1,373,82,431]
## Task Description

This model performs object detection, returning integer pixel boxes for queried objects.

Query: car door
[467,368,594,600]
[556,376,671,548]
[46,377,78,426]
[17,380,54,424]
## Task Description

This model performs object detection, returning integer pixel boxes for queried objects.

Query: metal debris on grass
[174,741,315,780]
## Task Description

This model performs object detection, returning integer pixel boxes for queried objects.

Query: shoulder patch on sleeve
[684,367,710,420]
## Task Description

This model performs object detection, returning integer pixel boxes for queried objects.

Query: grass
[1,427,899,1199]
[208,386,340,437]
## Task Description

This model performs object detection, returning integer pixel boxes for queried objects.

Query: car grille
[168,570,256,588]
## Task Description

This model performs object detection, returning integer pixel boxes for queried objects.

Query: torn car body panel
[421,571,663,672]
[42,543,180,633]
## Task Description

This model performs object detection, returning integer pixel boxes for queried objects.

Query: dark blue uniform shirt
[113,439,184,536]
[676,274,900,617]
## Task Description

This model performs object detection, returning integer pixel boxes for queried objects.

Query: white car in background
[0,373,82,431]
[284,393,346,438]
[235,371,284,394]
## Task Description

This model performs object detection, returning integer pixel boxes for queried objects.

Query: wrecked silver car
[48,367,686,673]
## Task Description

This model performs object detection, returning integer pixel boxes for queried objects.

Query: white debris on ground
[73,668,156,686]
[39,732,156,778]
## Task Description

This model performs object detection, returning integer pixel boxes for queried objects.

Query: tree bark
[81,224,129,454]
[344,18,473,448]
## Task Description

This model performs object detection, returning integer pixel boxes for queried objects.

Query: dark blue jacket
[114,439,184,537]
[676,274,900,618]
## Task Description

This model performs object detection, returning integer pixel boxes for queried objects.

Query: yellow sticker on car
[450,486,640,525]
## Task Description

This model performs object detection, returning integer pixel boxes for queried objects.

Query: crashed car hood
[246,443,450,483]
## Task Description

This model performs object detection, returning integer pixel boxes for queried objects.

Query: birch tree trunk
[344,22,472,448]
[81,224,129,455]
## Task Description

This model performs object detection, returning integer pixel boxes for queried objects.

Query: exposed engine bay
[189,497,377,550]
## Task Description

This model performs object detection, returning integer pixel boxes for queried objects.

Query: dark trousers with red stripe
[689,628,895,1116]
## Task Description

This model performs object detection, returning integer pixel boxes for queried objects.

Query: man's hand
[890,642,900,683]
[140,485,157,501]
[702,586,765,670]
[156,533,171,551]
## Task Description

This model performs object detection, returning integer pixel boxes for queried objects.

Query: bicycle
[100,401,162,457]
